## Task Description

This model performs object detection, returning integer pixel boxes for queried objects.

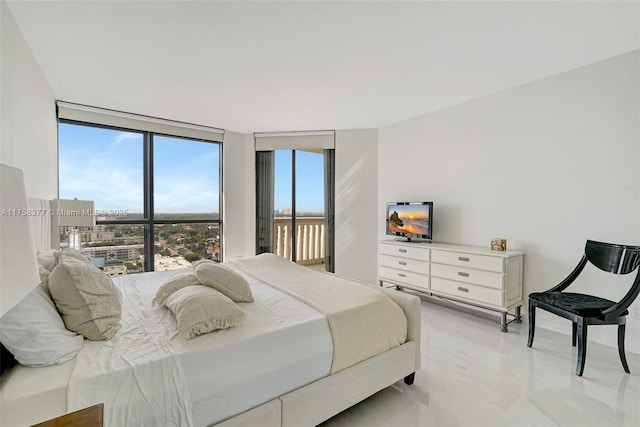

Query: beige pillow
[37,249,60,272]
[38,265,52,291]
[152,269,201,306]
[164,286,245,339]
[194,261,254,302]
[36,249,60,291]
[49,255,122,340]
[56,247,91,262]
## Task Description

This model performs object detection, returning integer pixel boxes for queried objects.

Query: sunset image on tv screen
[387,205,430,236]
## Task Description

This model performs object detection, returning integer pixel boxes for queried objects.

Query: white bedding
[160,266,333,426]
[2,267,333,427]
[1,258,414,427]
[233,254,408,374]
[0,358,75,426]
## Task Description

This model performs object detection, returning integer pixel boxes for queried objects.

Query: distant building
[81,244,143,265]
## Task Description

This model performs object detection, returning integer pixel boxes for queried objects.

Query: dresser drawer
[380,243,430,261]
[430,263,504,290]
[430,277,504,308]
[380,254,429,275]
[379,266,429,290]
[431,250,504,272]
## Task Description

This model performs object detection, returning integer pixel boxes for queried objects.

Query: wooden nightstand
[32,403,103,427]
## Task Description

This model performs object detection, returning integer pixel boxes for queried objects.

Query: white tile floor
[322,296,640,426]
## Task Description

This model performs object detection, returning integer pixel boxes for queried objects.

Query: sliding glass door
[273,149,326,264]
[256,137,335,272]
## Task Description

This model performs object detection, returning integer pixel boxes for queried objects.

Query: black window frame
[57,118,223,271]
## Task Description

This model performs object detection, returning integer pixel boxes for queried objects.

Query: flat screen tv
[386,202,433,242]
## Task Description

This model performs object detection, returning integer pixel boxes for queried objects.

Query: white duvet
[67,266,333,427]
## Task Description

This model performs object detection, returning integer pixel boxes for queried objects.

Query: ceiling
[6,1,640,134]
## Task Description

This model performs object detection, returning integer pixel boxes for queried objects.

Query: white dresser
[379,240,524,332]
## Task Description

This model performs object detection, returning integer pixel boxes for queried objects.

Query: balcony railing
[274,217,325,266]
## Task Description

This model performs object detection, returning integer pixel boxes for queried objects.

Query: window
[255,131,335,272]
[58,109,222,275]
[271,149,326,264]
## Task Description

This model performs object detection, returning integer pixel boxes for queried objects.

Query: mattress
[156,266,334,426]
[1,266,333,426]
[0,357,75,426]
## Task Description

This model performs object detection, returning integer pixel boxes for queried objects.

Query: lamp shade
[50,199,95,249]
[0,164,41,317]
[50,199,95,227]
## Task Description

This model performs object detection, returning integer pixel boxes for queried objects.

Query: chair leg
[572,322,577,347]
[576,318,587,376]
[527,300,535,348]
[618,323,630,373]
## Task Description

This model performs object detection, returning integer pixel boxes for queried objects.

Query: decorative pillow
[194,261,254,302]
[38,264,52,291]
[0,284,84,366]
[36,249,60,291]
[55,247,91,264]
[164,286,245,340]
[37,249,60,272]
[48,255,122,341]
[152,269,201,306]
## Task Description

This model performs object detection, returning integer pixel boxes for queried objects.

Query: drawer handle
[398,273,407,277]
[458,256,470,262]
[458,272,469,277]
[399,249,407,253]
[458,286,469,293]
[399,261,407,266]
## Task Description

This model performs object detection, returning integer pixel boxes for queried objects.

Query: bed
[1,249,421,426]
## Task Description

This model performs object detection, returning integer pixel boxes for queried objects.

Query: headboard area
[0,164,41,317]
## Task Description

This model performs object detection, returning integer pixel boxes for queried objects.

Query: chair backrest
[585,240,640,275]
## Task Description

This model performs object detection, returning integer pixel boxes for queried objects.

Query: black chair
[527,240,640,376]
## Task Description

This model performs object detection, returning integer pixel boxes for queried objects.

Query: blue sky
[59,123,324,214]
[58,123,219,214]
[274,150,324,213]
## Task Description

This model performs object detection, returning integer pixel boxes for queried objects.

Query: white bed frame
[216,288,421,427]
[17,197,422,426]
[0,286,420,427]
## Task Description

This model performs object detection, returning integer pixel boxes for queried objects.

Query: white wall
[335,129,379,283]
[222,128,382,283]
[0,1,257,260]
[4,0,638,353]
[222,130,256,260]
[379,51,640,353]
[0,1,57,198]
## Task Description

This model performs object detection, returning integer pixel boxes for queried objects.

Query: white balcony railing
[274,217,325,265]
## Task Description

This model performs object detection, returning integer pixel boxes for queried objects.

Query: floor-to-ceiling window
[57,102,223,275]
[255,132,335,272]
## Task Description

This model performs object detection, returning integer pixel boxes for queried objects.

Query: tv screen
[386,202,433,242]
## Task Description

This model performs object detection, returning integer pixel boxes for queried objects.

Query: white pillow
[55,247,91,263]
[49,255,122,341]
[38,264,52,290]
[0,284,84,367]
[164,286,245,340]
[152,269,201,306]
[36,249,60,290]
[37,249,60,272]
[194,261,254,302]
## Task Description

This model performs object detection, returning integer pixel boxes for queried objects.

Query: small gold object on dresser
[491,238,507,251]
